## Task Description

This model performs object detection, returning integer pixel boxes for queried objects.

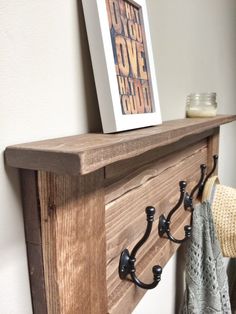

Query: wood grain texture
[105,140,208,205]
[11,118,233,314]
[38,169,107,314]
[105,141,208,313]
[5,115,236,175]
[105,129,214,182]
[20,170,48,314]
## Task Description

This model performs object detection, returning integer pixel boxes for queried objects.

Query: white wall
[0,1,235,313]
[0,1,100,313]
[146,0,236,186]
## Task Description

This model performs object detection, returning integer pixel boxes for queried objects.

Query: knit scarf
[181,201,231,314]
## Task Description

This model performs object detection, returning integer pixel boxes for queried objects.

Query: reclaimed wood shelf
[5,115,236,314]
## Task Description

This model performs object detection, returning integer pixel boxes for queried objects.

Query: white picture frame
[82,0,162,133]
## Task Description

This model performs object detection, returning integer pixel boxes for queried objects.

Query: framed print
[82,0,162,133]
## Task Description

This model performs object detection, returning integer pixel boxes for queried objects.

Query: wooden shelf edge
[5,115,236,175]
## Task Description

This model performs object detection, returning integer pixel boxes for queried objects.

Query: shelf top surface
[5,115,236,175]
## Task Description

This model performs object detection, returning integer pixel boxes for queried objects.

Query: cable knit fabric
[181,201,231,314]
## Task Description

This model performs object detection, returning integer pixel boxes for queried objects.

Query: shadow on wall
[2,152,25,256]
[228,259,236,312]
[76,0,103,133]
[3,155,22,213]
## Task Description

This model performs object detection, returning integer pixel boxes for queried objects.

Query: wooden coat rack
[5,115,236,314]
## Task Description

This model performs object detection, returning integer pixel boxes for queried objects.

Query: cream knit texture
[212,184,236,257]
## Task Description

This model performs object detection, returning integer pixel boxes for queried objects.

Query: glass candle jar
[186,93,217,118]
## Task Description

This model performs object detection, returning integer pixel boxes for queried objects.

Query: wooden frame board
[5,116,236,313]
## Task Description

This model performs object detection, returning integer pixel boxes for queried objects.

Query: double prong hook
[119,207,162,290]
[158,181,192,244]
[190,155,218,199]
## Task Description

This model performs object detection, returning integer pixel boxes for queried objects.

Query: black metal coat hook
[199,154,218,197]
[158,181,192,244]
[190,164,207,200]
[119,207,162,290]
[189,155,218,201]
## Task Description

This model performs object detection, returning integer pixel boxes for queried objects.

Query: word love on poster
[106,0,155,115]
[82,0,161,132]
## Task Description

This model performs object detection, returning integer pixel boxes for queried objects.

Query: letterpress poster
[106,0,155,115]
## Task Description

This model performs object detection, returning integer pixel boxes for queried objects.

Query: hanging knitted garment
[181,201,231,314]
